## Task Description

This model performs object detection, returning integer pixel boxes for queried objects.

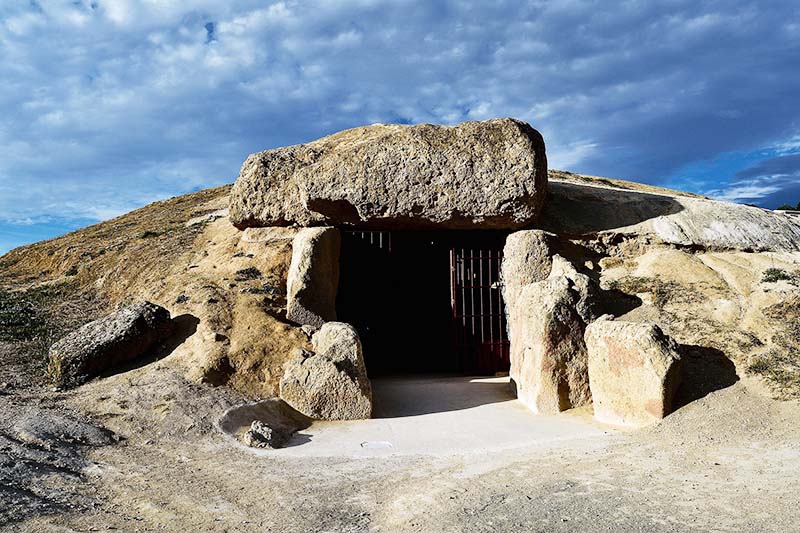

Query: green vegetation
[0,284,73,342]
[762,268,798,284]
[0,283,107,366]
[775,202,800,211]
[747,349,800,399]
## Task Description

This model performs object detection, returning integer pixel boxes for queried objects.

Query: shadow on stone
[598,288,643,318]
[673,345,739,410]
[101,313,200,378]
[218,398,313,449]
[538,181,686,235]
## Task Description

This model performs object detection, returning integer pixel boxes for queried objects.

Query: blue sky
[0,1,799,254]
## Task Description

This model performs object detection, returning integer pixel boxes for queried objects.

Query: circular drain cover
[360,441,393,449]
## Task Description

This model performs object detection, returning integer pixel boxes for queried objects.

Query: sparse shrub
[0,283,108,369]
[762,268,797,284]
[140,230,162,239]
[746,349,800,399]
[235,267,262,281]
[0,289,49,342]
[65,265,79,277]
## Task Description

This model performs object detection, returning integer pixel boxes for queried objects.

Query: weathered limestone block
[230,118,548,230]
[549,255,600,323]
[48,302,173,389]
[510,277,591,413]
[584,317,682,427]
[286,227,341,327]
[279,322,372,420]
[501,230,557,317]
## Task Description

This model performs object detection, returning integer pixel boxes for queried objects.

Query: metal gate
[450,247,510,375]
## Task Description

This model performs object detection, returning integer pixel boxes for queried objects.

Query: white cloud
[708,184,783,203]
[0,0,797,241]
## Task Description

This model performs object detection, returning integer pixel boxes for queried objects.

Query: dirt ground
[2,358,799,532]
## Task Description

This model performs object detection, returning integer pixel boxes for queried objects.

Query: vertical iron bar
[498,251,506,366]
[479,249,485,343]
[470,248,476,336]
[488,248,494,349]
[470,248,476,373]
[460,248,467,369]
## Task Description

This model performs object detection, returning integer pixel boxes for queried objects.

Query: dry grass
[748,298,800,399]
[0,283,108,382]
[0,186,230,386]
[0,185,231,299]
[549,170,708,199]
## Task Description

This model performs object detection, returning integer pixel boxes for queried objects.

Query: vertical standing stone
[510,277,591,413]
[584,318,683,427]
[286,227,341,328]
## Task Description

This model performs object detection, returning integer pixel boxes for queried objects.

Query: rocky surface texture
[510,276,591,413]
[229,118,548,230]
[217,397,312,449]
[585,318,683,426]
[501,230,556,315]
[0,400,117,524]
[280,322,372,420]
[502,230,600,413]
[286,227,341,327]
[543,178,800,252]
[47,302,174,389]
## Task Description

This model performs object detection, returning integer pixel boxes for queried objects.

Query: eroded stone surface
[584,317,682,427]
[510,277,591,413]
[286,227,341,328]
[230,118,548,230]
[501,230,557,318]
[48,302,173,389]
[279,323,372,420]
[543,180,800,252]
[549,255,600,323]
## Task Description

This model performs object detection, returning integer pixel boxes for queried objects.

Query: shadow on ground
[673,344,740,409]
[371,376,515,418]
[102,313,200,378]
[218,398,313,448]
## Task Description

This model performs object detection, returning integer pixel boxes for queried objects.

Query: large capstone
[279,322,372,420]
[48,302,174,389]
[584,317,683,427]
[230,118,548,230]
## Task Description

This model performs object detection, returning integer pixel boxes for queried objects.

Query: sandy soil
[2,364,799,532]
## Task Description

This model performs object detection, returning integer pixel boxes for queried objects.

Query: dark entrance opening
[336,230,510,377]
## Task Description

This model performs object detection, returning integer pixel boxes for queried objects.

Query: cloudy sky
[1,1,799,253]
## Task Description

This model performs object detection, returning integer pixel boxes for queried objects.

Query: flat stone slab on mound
[48,302,174,389]
[230,118,547,230]
[584,317,682,427]
[543,180,800,252]
[280,322,372,420]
